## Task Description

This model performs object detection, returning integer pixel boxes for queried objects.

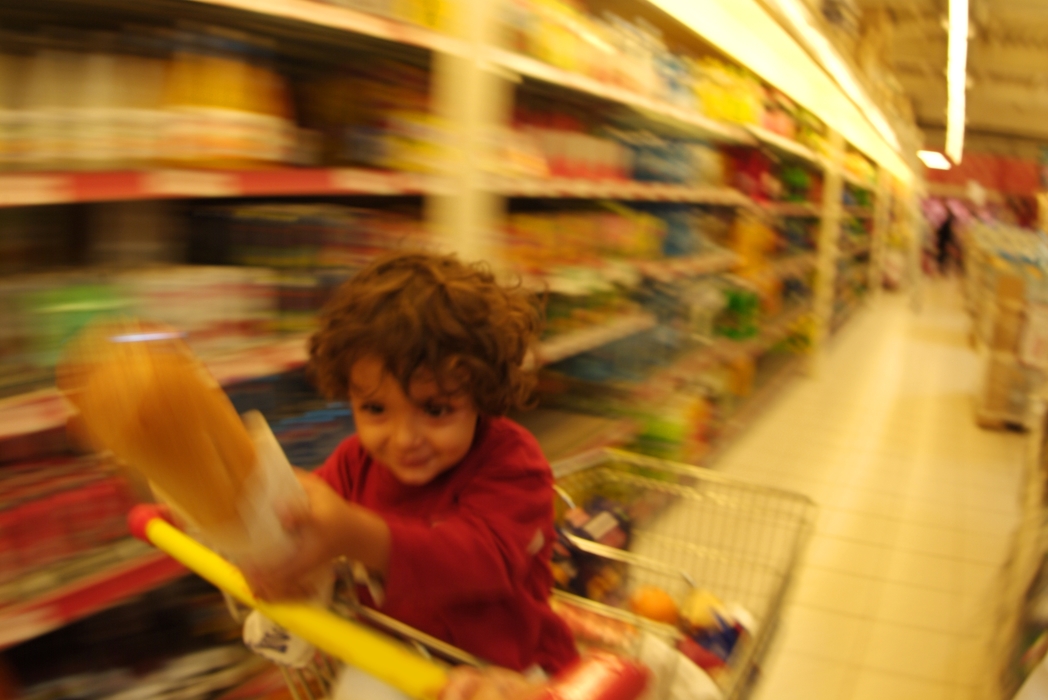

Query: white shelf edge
[840,169,878,191]
[763,201,822,218]
[538,313,658,365]
[771,253,817,277]
[0,333,311,441]
[746,125,825,168]
[634,251,740,280]
[182,0,469,56]
[487,49,754,145]
[490,177,751,205]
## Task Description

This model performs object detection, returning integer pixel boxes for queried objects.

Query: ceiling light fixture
[917,150,952,170]
[946,0,969,163]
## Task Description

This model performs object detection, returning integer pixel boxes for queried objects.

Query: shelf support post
[809,130,845,377]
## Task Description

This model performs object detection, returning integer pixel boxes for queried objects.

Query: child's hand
[244,470,391,601]
[440,667,543,700]
[244,470,350,601]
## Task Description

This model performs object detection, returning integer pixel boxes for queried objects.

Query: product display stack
[965,223,1048,430]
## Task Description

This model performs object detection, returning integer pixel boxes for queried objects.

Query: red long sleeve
[314,417,578,674]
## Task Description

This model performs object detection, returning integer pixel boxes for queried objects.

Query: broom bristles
[58,321,257,534]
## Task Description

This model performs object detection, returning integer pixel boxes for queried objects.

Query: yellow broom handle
[129,506,448,700]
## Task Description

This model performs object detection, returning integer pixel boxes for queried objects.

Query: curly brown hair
[308,251,543,415]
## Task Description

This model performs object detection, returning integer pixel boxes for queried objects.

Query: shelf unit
[487,48,754,146]
[537,313,659,366]
[762,201,822,219]
[0,0,918,664]
[491,177,752,205]
[0,541,185,650]
[0,169,444,208]
[746,125,826,169]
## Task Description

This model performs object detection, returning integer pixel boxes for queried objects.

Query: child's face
[348,356,478,486]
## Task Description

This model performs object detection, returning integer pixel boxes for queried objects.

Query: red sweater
[314,416,579,674]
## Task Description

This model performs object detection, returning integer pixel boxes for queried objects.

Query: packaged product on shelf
[725,148,778,201]
[759,89,798,140]
[692,58,764,125]
[319,0,450,30]
[0,455,136,587]
[714,286,760,340]
[8,577,260,700]
[163,29,297,168]
[1,22,450,172]
[502,203,665,276]
[117,266,279,353]
[843,151,877,189]
[779,164,819,203]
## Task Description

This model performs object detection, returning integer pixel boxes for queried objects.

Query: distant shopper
[936,210,956,274]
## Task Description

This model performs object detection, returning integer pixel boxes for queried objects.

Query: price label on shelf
[1021,304,1048,368]
[331,169,404,194]
[0,175,73,207]
[144,170,239,198]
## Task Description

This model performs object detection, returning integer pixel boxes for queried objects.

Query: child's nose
[393,417,423,449]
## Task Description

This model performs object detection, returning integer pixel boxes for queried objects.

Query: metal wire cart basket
[130,447,815,700]
[549,449,817,700]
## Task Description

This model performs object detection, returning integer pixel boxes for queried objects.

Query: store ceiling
[855,0,1048,144]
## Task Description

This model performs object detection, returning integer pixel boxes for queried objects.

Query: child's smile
[348,356,478,486]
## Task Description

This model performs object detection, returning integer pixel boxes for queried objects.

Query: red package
[542,652,650,700]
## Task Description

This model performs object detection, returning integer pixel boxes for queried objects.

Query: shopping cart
[128,447,814,700]
[127,505,649,700]
[548,449,817,700]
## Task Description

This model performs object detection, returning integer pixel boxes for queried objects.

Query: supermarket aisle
[717,280,1026,700]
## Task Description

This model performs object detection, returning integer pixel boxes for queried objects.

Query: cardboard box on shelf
[996,274,1026,305]
[982,355,1030,418]
[1021,303,1048,367]
[993,308,1026,353]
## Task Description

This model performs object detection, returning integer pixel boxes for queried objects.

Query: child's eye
[359,403,385,415]
[423,403,451,418]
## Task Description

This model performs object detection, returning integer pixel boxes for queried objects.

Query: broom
[57,320,299,565]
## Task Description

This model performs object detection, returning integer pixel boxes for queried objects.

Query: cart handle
[128,504,448,700]
[128,505,652,700]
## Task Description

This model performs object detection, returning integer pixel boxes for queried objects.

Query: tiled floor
[716,280,1027,700]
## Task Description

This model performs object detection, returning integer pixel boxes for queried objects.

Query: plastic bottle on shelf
[0,49,29,171]
[113,32,170,168]
[22,35,83,169]
[163,28,295,168]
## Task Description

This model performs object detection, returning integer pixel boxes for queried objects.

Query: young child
[248,251,579,676]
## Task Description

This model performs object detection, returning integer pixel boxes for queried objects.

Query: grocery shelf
[633,250,740,281]
[0,334,310,441]
[203,334,311,387]
[746,125,826,169]
[0,539,187,650]
[0,389,72,442]
[716,304,813,360]
[831,300,864,336]
[488,48,754,145]
[841,169,877,191]
[520,251,737,296]
[513,409,638,462]
[844,206,875,219]
[701,351,806,466]
[771,252,818,278]
[0,168,444,208]
[183,0,467,56]
[840,240,872,258]
[650,303,812,385]
[762,201,822,218]
[492,177,751,205]
[538,313,658,365]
